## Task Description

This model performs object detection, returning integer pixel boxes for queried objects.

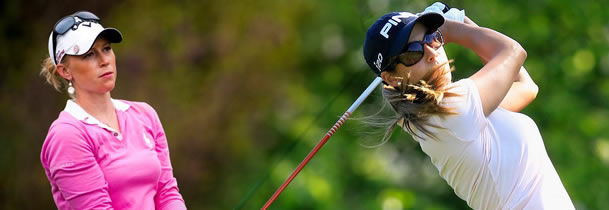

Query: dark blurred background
[2,0,609,209]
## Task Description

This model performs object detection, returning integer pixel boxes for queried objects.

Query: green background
[2,0,608,209]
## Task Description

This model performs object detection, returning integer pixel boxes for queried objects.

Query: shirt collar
[112,99,130,112]
[64,99,130,127]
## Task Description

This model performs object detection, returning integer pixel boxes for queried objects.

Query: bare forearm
[459,17,537,111]
[464,16,478,27]
[440,19,527,116]
[477,55,538,112]
[439,20,521,62]
[499,67,538,112]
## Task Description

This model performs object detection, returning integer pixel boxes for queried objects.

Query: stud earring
[67,81,75,98]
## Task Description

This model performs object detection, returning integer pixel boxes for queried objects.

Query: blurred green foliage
[1,0,609,209]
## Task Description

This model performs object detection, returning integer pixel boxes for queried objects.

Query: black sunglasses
[383,30,444,71]
[52,11,100,62]
[53,11,100,35]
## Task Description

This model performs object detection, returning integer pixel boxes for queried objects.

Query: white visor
[47,17,122,66]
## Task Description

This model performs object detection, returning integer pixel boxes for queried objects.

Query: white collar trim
[112,99,130,112]
[63,99,130,139]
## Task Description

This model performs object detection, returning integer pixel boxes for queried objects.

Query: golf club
[262,76,383,209]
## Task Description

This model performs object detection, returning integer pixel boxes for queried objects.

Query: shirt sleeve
[141,103,187,210]
[40,123,114,209]
[433,78,488,141]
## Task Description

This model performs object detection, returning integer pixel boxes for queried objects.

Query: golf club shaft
[262,77,382,209]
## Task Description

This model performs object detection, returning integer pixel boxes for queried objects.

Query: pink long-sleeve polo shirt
[41,99,186,209]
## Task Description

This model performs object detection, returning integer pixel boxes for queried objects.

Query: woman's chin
[100,83,116,93]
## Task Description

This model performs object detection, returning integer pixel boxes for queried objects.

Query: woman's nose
[98,51,110,67]
[424,44,439,63]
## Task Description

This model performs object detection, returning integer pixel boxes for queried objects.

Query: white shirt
[408,79,574,209]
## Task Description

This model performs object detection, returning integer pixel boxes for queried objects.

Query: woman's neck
[74,92,118,129]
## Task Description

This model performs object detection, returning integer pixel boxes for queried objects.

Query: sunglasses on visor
[53,11,100,35]
[52,11,100,62]
[383,30,444,71]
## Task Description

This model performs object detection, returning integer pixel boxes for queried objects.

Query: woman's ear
[380,71,400,87]
[56,63,72,81]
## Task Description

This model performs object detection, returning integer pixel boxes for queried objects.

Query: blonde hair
[380,59,459,141]
[40,56,68,92]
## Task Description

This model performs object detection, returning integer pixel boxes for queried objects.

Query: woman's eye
[84,52,93,58]
[104,46,112,51]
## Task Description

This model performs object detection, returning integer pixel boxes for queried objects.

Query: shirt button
[113,132,118,137]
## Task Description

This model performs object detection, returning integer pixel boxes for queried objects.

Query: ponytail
[380,59,459,141]
[40,56,68,93]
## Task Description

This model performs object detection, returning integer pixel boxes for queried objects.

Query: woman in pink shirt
[40,11,186,209]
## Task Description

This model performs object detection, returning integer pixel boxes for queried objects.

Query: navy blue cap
[363,12,444,75]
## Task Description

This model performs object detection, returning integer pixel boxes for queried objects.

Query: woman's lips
[99,72,113,78]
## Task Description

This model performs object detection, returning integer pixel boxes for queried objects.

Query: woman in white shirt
[362,10,574,209]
